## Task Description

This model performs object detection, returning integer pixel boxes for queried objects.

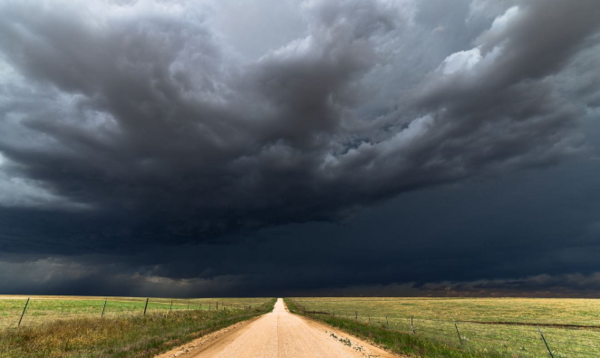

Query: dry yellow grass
[0,299,276,358]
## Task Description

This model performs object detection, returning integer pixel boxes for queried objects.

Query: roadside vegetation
[285,297,600,325]
[0,298,275,358]
[0,296,271,328]
[285,297,600,358]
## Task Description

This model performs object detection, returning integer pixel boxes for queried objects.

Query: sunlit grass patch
[286,297,600,358]
[0,295,271,328]
[0,298,275,358]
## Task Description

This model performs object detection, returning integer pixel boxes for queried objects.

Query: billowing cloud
[0,0,600,295]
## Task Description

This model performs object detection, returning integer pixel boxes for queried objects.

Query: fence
[291,299,600,358]
[0,296,271,329]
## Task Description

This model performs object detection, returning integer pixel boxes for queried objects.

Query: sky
[1,0,600,298]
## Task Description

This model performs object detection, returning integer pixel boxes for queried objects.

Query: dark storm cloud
[416,273,600,298]
[0,0,416,242]
[1,0,600,296]
[3,154,600,298]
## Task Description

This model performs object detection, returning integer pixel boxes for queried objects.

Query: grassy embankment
[0,297,275,358]
[285,297,600,358]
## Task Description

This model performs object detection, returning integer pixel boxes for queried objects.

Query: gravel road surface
[157,298,400,358]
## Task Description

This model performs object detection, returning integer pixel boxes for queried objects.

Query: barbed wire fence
[0,297,272,329]
[290,299,600,358]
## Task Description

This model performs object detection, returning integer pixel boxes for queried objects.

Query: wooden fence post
[386,315,389,329]
[143,298,149,316]
[539,329,554,358]
[355,311,357,321]
[411,316,415,334]
[101,298,107,318]
[454,321,463,345]
[18,297,30,327]
[169,300,173,314]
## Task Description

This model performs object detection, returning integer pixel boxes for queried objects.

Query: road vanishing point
[157,298,400,358]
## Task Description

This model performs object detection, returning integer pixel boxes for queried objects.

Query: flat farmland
[0,296,275,358]
[0,295,271,328]
[289,297,600,358]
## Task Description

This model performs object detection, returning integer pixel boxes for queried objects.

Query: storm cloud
[1,0,600,296]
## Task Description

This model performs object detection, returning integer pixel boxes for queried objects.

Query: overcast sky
[1,0,600,297]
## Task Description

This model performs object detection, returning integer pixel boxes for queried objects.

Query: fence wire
[292,299,600,358]
[0,297,271,329]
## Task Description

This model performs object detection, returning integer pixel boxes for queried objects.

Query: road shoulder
[283,301,404,358]
[154,315,264,358]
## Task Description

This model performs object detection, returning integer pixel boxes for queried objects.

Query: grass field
[0,295,271,328]
[0,296,275,358]
[287,297,600,358]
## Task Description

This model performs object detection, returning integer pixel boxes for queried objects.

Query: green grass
[0,295,271,328]
[0,297,276,358]
[286,297,600,358]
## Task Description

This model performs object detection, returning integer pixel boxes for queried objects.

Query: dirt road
[157,298,400,358]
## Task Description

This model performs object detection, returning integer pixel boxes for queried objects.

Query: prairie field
[289,297,600,358]
[0,296,275,358]
[0,295,271,329]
